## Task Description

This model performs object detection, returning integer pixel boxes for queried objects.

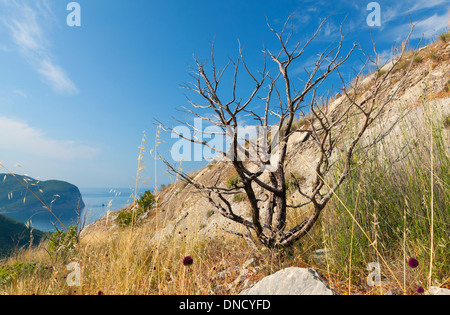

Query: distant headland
[0,173,85,231]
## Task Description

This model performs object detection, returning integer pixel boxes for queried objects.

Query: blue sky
[0,0,448,189]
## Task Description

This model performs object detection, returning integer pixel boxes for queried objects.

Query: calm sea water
[79,187,138,228]
[20,188,145,232]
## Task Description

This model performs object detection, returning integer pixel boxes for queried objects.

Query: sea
[24,188,145,232]
[78,187,139,228]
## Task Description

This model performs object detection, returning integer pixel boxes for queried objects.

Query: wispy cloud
[12,89,27,98]
[0,117,99,161]
[409,0,450,13]
[382,0,449,24]
[0,0,78,95]
[388,13,448,41]
[37,59,78,95]
[412,13,449,38]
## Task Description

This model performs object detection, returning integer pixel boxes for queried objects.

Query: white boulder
[240,267,335,295]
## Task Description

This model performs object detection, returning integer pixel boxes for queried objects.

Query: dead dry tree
[161,14,416,248]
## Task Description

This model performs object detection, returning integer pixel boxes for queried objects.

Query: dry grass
[0,214,246,295]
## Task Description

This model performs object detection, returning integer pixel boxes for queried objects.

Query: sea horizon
[78,187,138,230]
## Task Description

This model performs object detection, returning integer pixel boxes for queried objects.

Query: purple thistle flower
[183,256,194,266]
[98,290,104,295]
[417,287,424,294]
[408,257,419,269]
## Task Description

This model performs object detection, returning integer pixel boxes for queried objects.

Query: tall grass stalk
[348,183,360,295]
[325,100,449,293]
[427,101,434,292]
[298,152,405,293]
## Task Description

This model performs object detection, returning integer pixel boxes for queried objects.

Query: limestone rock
[429,287,450,295]
[240,267,335,295]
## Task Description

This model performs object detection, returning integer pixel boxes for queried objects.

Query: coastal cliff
[0,174,85,229]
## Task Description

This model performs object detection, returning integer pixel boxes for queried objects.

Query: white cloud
[38,59,79,95]
[413,13,449,38]
[389,13,449,41]
[12,89,27,98]
[382,0,449,24]
[409,0,450,13]
[0,0,78,95]
[5,6,44,51]
[0,117,100,161]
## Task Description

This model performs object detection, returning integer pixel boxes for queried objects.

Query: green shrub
[395,61,408,72]
[117,191,155,227]
[233,193,247,203]
[413,55,423,64]
[291,118,309,131]
[279,118,309,137]
[439,31,450,43]
[207,160,218,169]
[48,226,78,262]
[429,51,441,62]
[0,262,39,286]
[117,209,140,227]
[226,175,242,189]
[137,190,156,211]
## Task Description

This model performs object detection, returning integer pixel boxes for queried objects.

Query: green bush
[137,190,156,211]
[413,55,423,64]
[48,226,78,262]
[207,160,218,169]
[394,61,408,72]
[0,262,39,286]
[117,210,140,227]
[117,210,132,227]
[429,51,441,62]
[117,191,155,227]
[233,193,247,203]
[279,118,309,137]
[439,31,450,43]
[226,175,242,189]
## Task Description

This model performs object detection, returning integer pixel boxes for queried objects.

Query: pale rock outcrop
[429,287,450,295]
[240,267,335,295]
